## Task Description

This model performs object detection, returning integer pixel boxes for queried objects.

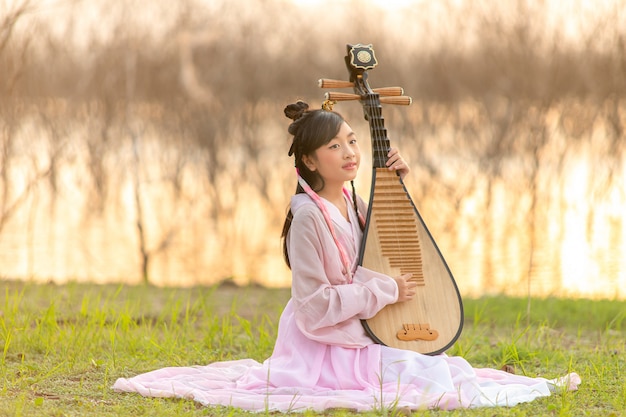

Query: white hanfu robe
[113,192,580,412]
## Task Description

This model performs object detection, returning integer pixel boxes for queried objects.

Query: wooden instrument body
[335,43,463,355]
[360,168,463,355]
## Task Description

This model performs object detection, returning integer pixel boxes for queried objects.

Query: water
[1,102,624,300]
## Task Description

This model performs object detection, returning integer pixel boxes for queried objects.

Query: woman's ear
[302,154,317,172]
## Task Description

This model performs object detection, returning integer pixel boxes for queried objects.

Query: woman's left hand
[386,148,410,180]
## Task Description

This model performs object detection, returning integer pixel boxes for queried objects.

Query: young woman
[113,101,580,411]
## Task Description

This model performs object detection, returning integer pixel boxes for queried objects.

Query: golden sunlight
[2,0,625,299]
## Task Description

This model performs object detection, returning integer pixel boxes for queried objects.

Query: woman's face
[303,121,361,189]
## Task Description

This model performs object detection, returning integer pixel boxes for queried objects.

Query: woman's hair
[281,100,346,268]
[285,101,346,190]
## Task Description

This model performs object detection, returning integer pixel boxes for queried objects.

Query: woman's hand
[393,273,418,303]
[386,148,410,180]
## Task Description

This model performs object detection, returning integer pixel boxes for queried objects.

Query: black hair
[281,101,360,269]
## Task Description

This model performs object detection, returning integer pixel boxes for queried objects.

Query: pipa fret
[370,169,424,284]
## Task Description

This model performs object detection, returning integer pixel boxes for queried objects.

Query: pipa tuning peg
[325,92,361,102]
[374,87,404,97]
[318,79,354,89]
[380,96,412,105]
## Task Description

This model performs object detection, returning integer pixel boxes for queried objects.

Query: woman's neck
[317,185,349,221]
[317,185,343,201]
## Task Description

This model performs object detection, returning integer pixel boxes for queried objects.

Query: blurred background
[1,0,625,299]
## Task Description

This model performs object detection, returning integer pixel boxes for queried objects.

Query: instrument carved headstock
[318,43,412,168]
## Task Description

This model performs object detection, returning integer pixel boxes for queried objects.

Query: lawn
[0,280,624,416]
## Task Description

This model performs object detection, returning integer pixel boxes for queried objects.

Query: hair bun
[284,101,309,121]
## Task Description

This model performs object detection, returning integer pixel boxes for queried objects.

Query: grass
[0,280,624,417]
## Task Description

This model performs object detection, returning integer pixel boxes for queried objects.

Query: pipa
[319,44,463,355]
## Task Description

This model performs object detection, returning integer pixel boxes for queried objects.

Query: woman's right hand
[393,273,418,303]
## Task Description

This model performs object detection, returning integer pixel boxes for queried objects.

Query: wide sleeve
[288,205,398,342]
